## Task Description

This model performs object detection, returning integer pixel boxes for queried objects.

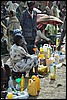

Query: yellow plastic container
[38,65,49,74]
[56,37,60,47]
[50,74,56,80]
[38,53,45,59]
[46,57,55,67]
[50,63,56,80]
[40,47,43,52]
[7,92,13,99]
[36,75,40,92]
[47,47,50,58]
[32,75,40,92]
[38,51,45,65]
[38,46,45,65]
[38,47,45,59]
[28,79,32,85]
[27,79,33,94]
[20,74,25,91]
[27,79,37,96]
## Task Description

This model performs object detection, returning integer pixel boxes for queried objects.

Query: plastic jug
[38,46,45,65]
[54,50,60,64]
[27,79,32,94]
[31,75,40,92]
[27,79,37,96]
[56,36,60,50]
[43,44,48,53]
[7,85,13,99]
[50,63,56,80]
[8,76,14,89]
[38,65,49,74]
[46,57,55,67]
[36,75,40,92]
[47,44,51,58]
[7,93,13,99]
[56,37,60,47]
[20,74,25,91]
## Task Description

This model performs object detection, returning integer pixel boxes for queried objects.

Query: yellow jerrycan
[27,78,37,96]
[27,79,32,94]
[31,75,40,92]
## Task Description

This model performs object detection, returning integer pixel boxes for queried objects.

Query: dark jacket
[20,9,37,41]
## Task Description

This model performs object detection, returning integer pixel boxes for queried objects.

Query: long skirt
[12,55,38,73]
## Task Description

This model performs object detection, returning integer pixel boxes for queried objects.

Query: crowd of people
[1,1,66,53]
[1,1,66,94]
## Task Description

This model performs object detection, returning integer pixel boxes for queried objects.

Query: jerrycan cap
[31,75,37,79]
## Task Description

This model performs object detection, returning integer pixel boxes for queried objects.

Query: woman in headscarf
[6,33,39,79]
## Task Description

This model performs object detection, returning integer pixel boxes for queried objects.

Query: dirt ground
[1,55,66,99]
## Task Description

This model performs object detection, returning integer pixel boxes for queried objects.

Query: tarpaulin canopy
[37,15,63,25]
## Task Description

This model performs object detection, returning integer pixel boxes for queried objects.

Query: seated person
[45,24,58,35]
[6,33,41,79]
[57,16,66,51]
[35,25,51,49]
[13,29,28,53]
[1,60,10,91]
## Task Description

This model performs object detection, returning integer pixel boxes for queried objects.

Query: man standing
[57,16,66,51]
[20,1,37,54]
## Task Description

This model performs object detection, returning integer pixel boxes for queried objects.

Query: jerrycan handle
[43,44,48,46]
[28,79,32,85]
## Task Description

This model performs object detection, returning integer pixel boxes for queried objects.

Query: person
[20,1,37,54]
[60,5,66,21]
[56,1,61,10]
[45,1,51,15]
[7,10,22,50]
[1,4,8,26]
[13,29,28,53]
[35,24,51,49]
[1,31,8,55]
[1,60,10,91]
[1,13,9,55]
[45,24,57,35]
[6,33,41,79]
[51,1,60,18]
[37,4,42,11]
[6,1,19,13]
[1,8,7,34]
[57,16,66,51]
[6,1,14,12]
[16,2,27,21]
[44,22,60,45]
[12,1,19,10]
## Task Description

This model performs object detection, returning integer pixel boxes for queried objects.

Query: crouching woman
[6,33,38,79]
